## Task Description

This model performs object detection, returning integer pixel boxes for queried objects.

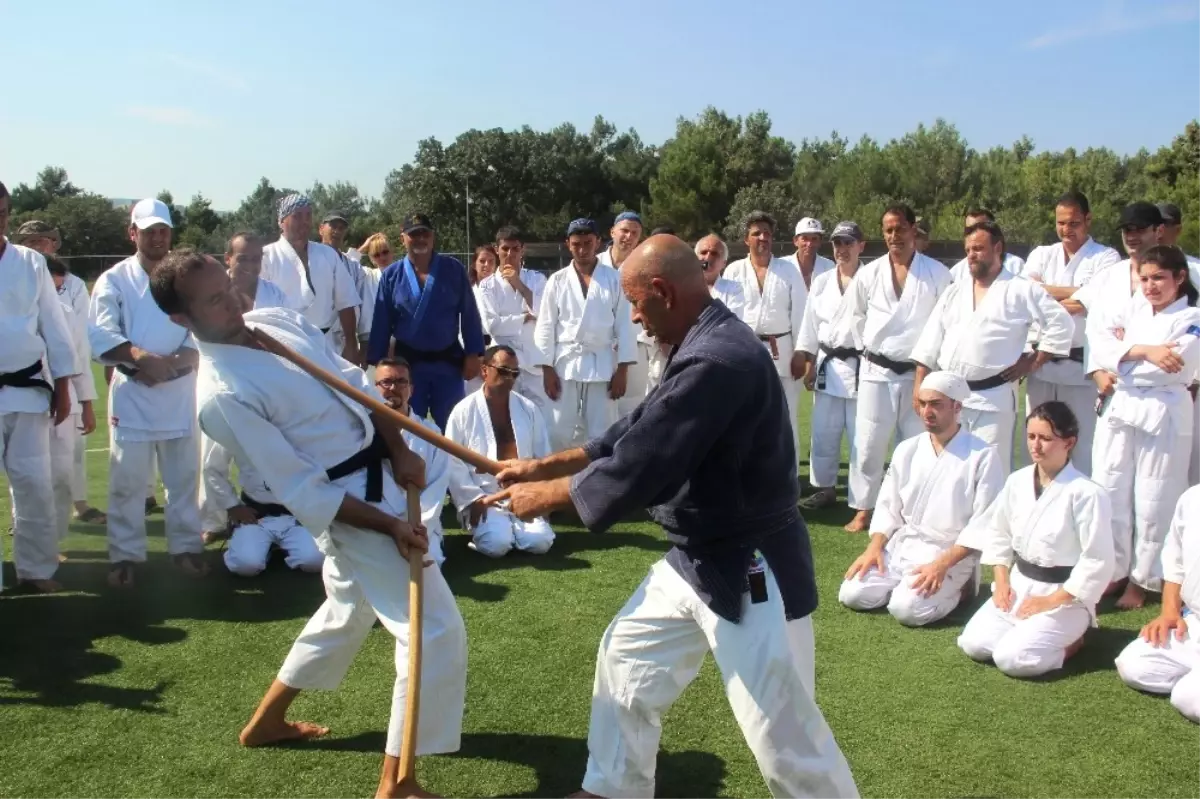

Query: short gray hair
[742,210,776,236]
[695,234,728,262]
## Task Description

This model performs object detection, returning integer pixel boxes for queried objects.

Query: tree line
[8,110,1198,273]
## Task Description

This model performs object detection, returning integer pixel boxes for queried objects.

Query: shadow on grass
[306,730,728,798]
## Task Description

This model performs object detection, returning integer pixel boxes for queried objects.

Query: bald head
[620,234,713,346]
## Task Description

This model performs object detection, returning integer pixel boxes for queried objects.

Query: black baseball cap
[402,212,434,234]
[1118,201,1164,230]
[566,218,599,236]
[1157,202,1183,226]
[321,210,348,225]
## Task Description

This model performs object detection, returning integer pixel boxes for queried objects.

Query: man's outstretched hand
[493,458,544,487]
[483,480,567,521]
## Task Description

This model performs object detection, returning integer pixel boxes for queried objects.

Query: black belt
[863,350,914,375]
[966,371,1012,392]
[0,361,54,403]
[1050,347,1085,363]
[1015,555,1074,584]
[326,432,389,503]
[239,491,291,519]
[758,331,789,360]
[116,364,194,380]
[482,334,492,347]
[393,340,466,367]
[817,344,861,390]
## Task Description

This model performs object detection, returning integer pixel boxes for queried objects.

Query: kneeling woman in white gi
[1089,245,1200,610]
[957,401,1115,678]
[1115,485,1200,722]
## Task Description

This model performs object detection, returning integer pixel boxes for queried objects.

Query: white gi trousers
[1026,378,1097,475]
[957,569,1091,678]
[224,515,324,576]
[581,559,859,799]
[107,432,203,563]
[464,510,554,558]
[1115,614,1200,723]
[198,432,230,533]
[838,537,977,626]
[616,340,652,420]
[849,377,923,510]
[1091,420,1191,591]
[277,524,467,758]
[809,392,856,489]
[515,369,551,425]
[70,424,89,504]
[1191,396,1199,487]
[960,405,1016,480]
[1,412,59,583]
[547,380,615,452]
[48,411,77,545]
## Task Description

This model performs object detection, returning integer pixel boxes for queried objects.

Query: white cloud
[125,105,217,128]
[1024,0,1198,49]
[162,53,250,93]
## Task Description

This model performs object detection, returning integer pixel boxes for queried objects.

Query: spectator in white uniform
[1022,190,1122,476]
[797,221,866,510]
[318,209,367,360]
[783,216,835,292]
[601,212,652,419]
[477,227,549,417]
[696,234,744,318]
[0,183,78,593]
[355,233,393,379]
[722,211,809,458]
[88,198,208,588]
[1157,202,1200,488]
[261,194,361,364]
[465,244,498,395]
[14,220,106,525]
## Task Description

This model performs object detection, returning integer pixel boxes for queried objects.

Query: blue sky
[3,0,1197,210]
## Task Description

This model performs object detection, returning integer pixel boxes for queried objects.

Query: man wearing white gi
[912,220,1074,472]
[486,235,858,799]
[797,222,866,510]
[723,211,813,457]
[375,357,453,568]
[0,182,77,592]
[842,204,952,532]
[1115,485,1200,723]
[696,234,744,317]
[148,250,465,799]
[262,194,361,364]
[784,216,836,291]
[947,208,1026,282]
[1157,203,1200,487]
[597,212,651,419]
[958,401,1115,678]
[477,227,549,417]
[533,218,636,451]
[446,345,554,558]
[1022,191,1122,475]
[89,198,207,588]
[840,372,1004,625]
[15,221,107,525]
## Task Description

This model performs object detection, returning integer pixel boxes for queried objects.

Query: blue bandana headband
[277,193,312,224]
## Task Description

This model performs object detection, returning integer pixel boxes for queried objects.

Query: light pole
[432,163,494,255]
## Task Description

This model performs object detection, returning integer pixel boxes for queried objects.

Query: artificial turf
[0,366,1195,798]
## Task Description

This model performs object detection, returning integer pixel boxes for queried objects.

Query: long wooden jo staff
[248,327,501,783]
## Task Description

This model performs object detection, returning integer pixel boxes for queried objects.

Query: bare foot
[108,562,135,589]
[173,553,211,578]
[1115,583,1146,610]
[843,510,870,533]
[239,718,329,747]
[376,777,440,798]
[1103,578,1127,597]
[20,578,63,593]
[1064,633,1085,661]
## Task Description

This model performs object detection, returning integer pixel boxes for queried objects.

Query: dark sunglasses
[485,364,520,378]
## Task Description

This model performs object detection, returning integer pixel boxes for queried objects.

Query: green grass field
[0,366,1195,798]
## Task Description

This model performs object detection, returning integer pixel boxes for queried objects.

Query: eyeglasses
[376,378,410,389]
[485,364,520,378]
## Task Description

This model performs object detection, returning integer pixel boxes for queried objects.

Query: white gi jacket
[533,262,636,382]
[959,463,1115,610]
[261,238,360,335]
[444,389,551,509]
[840,252,952,383]
[796,267,861,399]
[723,256,807,375]
[1163,486,1200,614]
[478,268,548,375]
[911,271,1075,411]
[89,256,197,441]
[0,241,77,415]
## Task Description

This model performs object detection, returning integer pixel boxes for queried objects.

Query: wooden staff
[248,328,501,475]
[399,484,424,783]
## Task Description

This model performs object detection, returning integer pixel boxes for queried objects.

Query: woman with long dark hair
[957,401,1115,678]
[1089,244,1200,610]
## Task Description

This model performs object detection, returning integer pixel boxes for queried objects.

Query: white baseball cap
[131,198,173,229]
[794,217,823,236]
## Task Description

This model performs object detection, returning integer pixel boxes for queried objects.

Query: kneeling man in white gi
[147,249,466,799]
[840,372,1004,625]
[445,344,555,558]
[374,356,453,568]
[1115,485,1200,723]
